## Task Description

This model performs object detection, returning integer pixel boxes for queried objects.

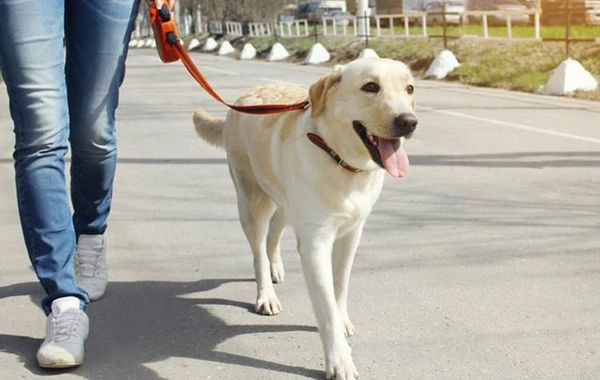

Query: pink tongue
[378,138,409,178]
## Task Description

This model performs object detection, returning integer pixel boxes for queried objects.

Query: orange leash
[149,2,309,115]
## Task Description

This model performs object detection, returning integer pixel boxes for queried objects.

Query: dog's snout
[394,113,418,136]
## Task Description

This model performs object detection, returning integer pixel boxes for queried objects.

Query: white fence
[374,12,428,38]
[208,21,223,35]
[277,20,310,38]
[205,20,310,38]
[321,17,358,37]
[135,7,597,43]
[200,9,542,41]
[225,21,243,37]
[462,9,540,39]
[248,22,272,37]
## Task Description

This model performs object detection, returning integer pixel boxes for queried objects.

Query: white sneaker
[37,296,89,368]
[74,234,108,301]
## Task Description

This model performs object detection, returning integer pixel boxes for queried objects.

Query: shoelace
[50,311,82,343]
[75,249,101,278]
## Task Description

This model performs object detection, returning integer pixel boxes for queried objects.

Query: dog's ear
[308,73,342,118]
[332,64,345,75]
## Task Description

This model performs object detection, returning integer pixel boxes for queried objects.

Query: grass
[230,24,600,101]
[411,24,600,39]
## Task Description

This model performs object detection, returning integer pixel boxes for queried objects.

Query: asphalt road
[1,48,599,380]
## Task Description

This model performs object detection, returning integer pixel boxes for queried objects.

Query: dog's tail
[193,109,225,148]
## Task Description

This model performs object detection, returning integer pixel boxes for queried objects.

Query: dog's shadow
[0,279,321,379]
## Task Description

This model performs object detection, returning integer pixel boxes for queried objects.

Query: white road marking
[422,106,600,145]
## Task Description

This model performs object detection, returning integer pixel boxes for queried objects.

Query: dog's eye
[361,82,380,93]
[407,85,414,95]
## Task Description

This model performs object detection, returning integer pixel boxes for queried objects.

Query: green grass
[410,24,600,39]
[313,23,600,39]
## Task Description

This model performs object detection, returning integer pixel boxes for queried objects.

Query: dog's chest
[300,173,384,228]
[333,184,380,218]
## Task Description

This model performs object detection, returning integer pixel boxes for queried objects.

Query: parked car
[466,0,531,25]
[323,10,355,25]
[424,1,466,25]
[296,1,330,24]
[277,11,296,23]
[296,1,341,24]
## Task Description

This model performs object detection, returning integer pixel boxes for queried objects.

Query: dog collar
[306,133,363,173]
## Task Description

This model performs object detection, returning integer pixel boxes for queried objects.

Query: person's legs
[0,0,88,314]
[66,0,140,300]
[0,0,91,368]
[0,0,139,368]
[66,0,139,237]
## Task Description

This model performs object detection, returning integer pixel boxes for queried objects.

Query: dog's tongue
[378,138,409,178]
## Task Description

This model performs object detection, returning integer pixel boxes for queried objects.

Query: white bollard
[424,49,460,80]
[218,41,235,56]
[240,43,257,60]
[267,42,290,61]
[304,42,330,65]
[542,58,598,95]
[202,37,218,52]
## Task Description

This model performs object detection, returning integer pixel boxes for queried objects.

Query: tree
[178,0,296,22]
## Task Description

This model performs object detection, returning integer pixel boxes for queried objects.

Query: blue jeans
[0,0,139,315]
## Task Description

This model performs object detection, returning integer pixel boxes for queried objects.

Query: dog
[193,57,417,380]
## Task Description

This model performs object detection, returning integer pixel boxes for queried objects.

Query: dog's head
[308,58,417,178]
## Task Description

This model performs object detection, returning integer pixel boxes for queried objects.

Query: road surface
[0,48,598,380]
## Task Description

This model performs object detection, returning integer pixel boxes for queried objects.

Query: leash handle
[149,0,180,63]
[149,1,309,115]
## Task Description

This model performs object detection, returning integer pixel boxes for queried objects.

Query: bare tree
[179,0,296,22]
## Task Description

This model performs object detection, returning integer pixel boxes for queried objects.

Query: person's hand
[146,0,175,9]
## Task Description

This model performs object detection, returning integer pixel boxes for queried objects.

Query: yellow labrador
[193,57,417,380]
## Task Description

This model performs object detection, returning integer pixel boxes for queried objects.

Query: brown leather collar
[306,133,363,173]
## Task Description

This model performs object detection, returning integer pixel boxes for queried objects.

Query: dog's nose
[394,113,418,136]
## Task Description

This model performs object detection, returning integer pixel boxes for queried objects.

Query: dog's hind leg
[332,223,364,338]
[267,208,286,284]
[231,170,283,316]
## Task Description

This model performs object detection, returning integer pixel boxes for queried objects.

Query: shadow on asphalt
[2,151,599,168]
[0,158,229,166]
[410,151,600,168]
[0,280,321,379]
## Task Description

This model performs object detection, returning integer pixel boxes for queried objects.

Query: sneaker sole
[87,290,105,302]
[38,360,83,369]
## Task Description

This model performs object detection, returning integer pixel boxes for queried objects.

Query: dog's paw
[256,292,283,316]
[270,262,285,283]
[338,311,355,337]
[325,347,358,380]
[342,319,356,338]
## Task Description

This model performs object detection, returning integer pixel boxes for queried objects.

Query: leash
[149,2,360,173]
[149,2,309,115]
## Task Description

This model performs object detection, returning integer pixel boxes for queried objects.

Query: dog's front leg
[333,223,364,338]
[297,225,358,380]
